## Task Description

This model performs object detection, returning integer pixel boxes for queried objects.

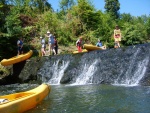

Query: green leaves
[5,11,22,36]
[104,0,120,19]
[0,0,150,60]
[59,0,75,11]
[121,23,147,46]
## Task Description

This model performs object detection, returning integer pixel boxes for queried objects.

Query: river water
[1,84,150,113]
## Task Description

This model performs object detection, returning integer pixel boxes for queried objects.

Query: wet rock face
[0,65,12,85]
[38,43,150,86]
[1,43,150,86]
[0,57,46,85]
[16,57,46,83]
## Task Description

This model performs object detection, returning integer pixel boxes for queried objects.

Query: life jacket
[41,39,45,44]
[54,39,58,47]
[17,40,23,46]
[76,39,82,46]
[41,39,46,48]
[96,42,102,47]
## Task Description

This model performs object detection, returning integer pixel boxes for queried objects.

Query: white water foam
[113,56,149,86]
[48,60,69,85]
[72,60,98,85]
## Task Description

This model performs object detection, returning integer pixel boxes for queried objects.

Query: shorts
[42,44,46,48]
[18,47,23,53]
[49,43,54,49]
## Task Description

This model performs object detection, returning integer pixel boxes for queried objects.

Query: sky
[48,0,150,17]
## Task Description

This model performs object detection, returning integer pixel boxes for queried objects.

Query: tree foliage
[59,0,75,11]
[104,0,120,19]
[0,0,150,59]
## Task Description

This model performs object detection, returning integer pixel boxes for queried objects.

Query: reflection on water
[1,84,150,113]
[0,84,38,95]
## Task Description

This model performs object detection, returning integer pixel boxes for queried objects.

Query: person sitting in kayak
[17,37,23,55]
[76,36,83,52]
[96,39,103,47]
[96,39,106,50]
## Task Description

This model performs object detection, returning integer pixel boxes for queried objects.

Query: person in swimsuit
[114,25,121,48]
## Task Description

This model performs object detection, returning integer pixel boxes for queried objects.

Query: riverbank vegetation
[0,0,150,60]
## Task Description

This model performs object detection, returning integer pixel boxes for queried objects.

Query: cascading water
[37,44,150,86]
[38,59,70,85]
[48,60,70,85]
[113,56,149,86]
[130,57,149,85]
[72,60,98,85]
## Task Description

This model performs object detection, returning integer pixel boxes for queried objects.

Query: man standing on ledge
[45,31,56,55]
[17,37,23,55]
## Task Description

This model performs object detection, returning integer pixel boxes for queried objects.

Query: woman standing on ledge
[114,25,121,48]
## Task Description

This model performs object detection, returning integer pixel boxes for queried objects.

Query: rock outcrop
[1,43,150,86]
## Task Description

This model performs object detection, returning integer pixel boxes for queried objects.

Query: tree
[104,0,120,19]
[121,23,147,46]
[59,0,75,11]
[76,0,96,30]
[120,13,133,23]
[145,16,150,41]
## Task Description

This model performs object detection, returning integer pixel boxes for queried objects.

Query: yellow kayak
[83,44,106,51]
[0,50,33,66]
[0,83,50,113]
[73,49,88,54]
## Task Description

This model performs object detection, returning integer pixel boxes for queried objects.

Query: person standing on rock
[17,37,23,55]
[114,25,121,48]
[76,36,83,52]
[54,36,58,55]
[40,36,46,56]
[45,31,56,55]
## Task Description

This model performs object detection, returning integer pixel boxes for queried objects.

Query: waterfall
[37,44,150,86]
[130,57,149,85]
[72,60,98,85]
[38,59,69,85]
[114,57,149,86]
[48,60,70,85]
